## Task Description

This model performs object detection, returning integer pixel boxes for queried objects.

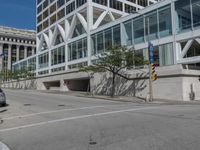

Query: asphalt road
[0,89,200,150]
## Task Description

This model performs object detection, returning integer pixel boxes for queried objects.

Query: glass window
[104,29,112,50]
[50,14,57,25]
[138,0,148,7]
[158,43,174,66]
[37,24,43,33]
[158,6,172,37]
[83,38,87,57]
[125,4,136,13]
[148,43,174,67]
[51,46,65,65]
[43,9,49,19]
[66,2,75,14]
[93,0,107,6]
[91,35,96,55]
[76,0,87,8]
[77,40,83,59]
[192,0,200,28]
[43,0,49,9]
[19,46,24,60]
[37,15,43,23]
[97,32,104,53]
[57,0,65,8]
[110,0,123,11]
[68,38,87,61]
[50,3,57,14]
[133,17,144,44]
[57,8,65,20]
[37,0,43,5]
[184,40,200,58]
[37,5,43,14]
[38,52,49,69]
[113,25,121,46]
[123,21,133,46]
[72,42,77,60]
[145,11,158,40]
[43,20,49,29]
[68,44,72,61]
[175,0,192,33]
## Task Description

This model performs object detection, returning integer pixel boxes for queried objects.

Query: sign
[0,53,5,57]
[148,42,154,64]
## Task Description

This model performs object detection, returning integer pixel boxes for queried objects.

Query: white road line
[2,105,123,120]
[0,106,156,133]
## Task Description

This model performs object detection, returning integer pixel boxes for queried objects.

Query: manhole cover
[24,104,32,106]
[58,104,65,107]
[89,141,97,145]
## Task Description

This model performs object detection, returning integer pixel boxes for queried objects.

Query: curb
[77,95,146,103]
[0,142,11,150]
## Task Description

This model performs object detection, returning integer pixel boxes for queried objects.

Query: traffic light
[150,64,157,81]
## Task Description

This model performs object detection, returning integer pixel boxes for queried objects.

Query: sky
[0,0,36,30]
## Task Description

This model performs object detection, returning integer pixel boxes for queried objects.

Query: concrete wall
[91,65,200,101]
[36,70,89,92]
[2,79,37,90]
[2,65,200,101]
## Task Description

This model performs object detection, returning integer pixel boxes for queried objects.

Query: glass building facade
[13,0,200,76]
[175,0,200,33]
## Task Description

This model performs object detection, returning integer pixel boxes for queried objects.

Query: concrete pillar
[32,47,35,55]
[16,45,20,61]
[60,79,69,92]
[87,0,93,66]
[24,46,27,58]
[0,43,3,71]
[7,44,12,70]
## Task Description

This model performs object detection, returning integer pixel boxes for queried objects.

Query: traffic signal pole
[147,17,153,102]
[132,11,155,102]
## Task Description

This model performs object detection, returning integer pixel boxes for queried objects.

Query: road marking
[0,106,156,133]
[2,105,124,120]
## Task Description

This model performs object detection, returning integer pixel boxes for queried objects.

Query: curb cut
[0,142,11,150]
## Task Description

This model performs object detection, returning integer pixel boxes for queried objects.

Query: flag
[0,53,6,57]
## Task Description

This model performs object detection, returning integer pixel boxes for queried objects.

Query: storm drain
[89,136,97,145]
[58,104,66,107]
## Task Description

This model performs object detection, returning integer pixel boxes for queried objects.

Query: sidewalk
[41,90,200,105]
[82,94,146,103]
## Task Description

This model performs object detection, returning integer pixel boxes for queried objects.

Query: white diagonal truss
[177,38,200,64]
[37,0,157,51]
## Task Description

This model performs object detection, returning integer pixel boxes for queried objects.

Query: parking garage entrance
[44,81,60,91]
[43,78,90,92]
[64,78,90,92]
[64,79,90,92]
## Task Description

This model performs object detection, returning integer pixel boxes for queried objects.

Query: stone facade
[0,26,36,72]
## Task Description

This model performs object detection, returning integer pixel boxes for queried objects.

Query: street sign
[149,42,154,64]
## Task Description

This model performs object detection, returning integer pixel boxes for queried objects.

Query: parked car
[0,88,6,106]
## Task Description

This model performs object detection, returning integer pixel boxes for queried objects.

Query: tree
[80,46,147,97]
